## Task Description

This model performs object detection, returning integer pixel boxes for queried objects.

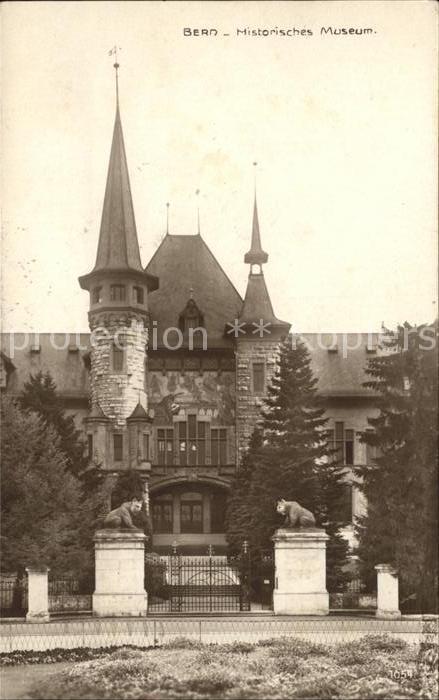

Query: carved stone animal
[103,499,143,530]
[276,499,316,528]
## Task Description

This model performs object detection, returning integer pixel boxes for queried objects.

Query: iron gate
[146,550,251,613]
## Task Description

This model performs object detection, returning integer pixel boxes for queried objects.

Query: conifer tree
[226,336,350,591]
[225,428,262,556]
[1,397,93,575]
[19,371,88,478]
[356,322,438,612]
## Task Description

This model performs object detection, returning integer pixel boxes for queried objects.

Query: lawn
[4,635,438,700]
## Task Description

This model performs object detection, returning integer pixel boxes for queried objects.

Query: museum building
[0,80,380,554]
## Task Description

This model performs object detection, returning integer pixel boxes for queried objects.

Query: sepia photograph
[1,1,437,698]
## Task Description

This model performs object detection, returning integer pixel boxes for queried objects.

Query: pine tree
[226,336,350,591]
[225,428,262,556]
[356,322,438,612]
[19,371,88,478]
[1,397,93,575]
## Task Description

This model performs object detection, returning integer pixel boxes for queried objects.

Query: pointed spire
[244,195,268,267]
[92,60,142,273]
[78,57,159,294]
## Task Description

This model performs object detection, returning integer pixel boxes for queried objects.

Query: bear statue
[102,497,143,530]
[276,498,316,529]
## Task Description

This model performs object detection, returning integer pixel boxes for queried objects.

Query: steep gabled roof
[145,234,243,348]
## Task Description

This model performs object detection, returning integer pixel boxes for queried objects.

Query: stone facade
[235,338,281,461]
[89,318,148,428]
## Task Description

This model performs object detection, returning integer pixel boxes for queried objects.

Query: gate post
[25,567,50,623]
[93,530,147,617]
[272,528,329,615]
[375,564,401,619]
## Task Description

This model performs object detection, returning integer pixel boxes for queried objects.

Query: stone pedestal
[375,564,401,619]
[272,528,329,615]
[26,567,50,623]
[93,530,147,617]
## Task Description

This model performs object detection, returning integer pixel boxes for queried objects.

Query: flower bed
[5,634,435,700]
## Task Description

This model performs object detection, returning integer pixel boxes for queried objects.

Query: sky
[1,0,437,334]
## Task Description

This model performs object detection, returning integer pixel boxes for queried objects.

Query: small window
[92,287,102,304]
[113,434,123,462]
[143,434,149,461]
[252,363,265,394]
[112,345,124,372]
[345,429,354,466]
[87,434,93,460]
[331,422,355,465]
[133,286,144,305]
[110,284,126,302]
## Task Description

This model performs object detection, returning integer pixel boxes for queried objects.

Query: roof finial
[189,286,194,299]
[109,45,121,107]
[253,161,258,197]
[166,202,170,235]
[196,189,201,235]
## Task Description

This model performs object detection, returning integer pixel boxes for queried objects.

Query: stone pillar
[375,564,401,619]
[26,567,50,623]
[272,529,329,615]
[93,530,147,617]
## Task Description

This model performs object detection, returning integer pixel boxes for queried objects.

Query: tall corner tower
[78,62,158,478]
[235,195,290,464]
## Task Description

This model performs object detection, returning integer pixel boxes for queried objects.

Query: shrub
[259,636,327,657]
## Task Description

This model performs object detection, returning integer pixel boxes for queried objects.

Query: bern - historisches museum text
[183,27,376,37]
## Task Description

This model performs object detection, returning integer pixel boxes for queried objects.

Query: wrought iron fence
[0,616,430,654]
[146,549,251,614]
[48,577,93,615]
[0,578,27,617]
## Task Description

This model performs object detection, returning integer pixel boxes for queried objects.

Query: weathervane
[108,45,122,104]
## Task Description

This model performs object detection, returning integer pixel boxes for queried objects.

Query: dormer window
[110,284,126,302]
[92,286,102,304]
[133,286,144,305]
[178,296,204,334]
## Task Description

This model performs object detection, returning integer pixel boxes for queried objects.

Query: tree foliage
[226,337,350,591]
[355,322,438,612]
[1,397,94,575]
[19,371,88,478]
